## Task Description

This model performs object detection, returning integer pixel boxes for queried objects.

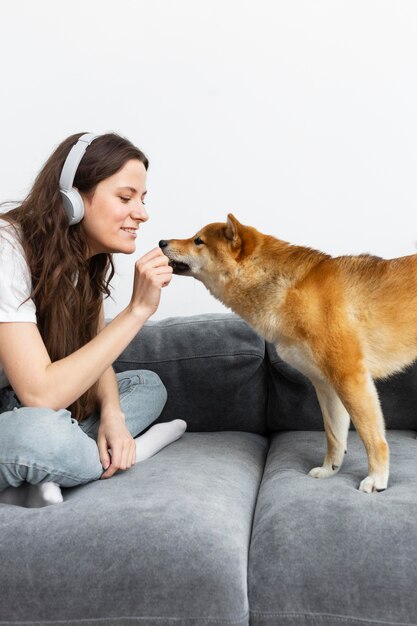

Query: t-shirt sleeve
[0,225,37,323]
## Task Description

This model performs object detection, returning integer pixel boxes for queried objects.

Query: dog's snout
[159,240,168,249]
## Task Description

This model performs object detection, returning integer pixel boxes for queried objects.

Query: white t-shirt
[0,219,37,388]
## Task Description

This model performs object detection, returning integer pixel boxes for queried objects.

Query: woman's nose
[132,202,149,222]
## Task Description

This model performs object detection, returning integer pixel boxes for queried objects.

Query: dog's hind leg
[325,361,389,493]
[309,382,350,479]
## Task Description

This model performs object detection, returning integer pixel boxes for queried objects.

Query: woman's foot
[135,419,187,462]
[25,482,64,507]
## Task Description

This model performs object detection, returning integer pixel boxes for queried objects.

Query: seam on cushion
[116,353,265,365]
[143,316,246,329]
[0,611,249,625]
[246,438,270,617]
[249,611,415,626]
[104,316,243,331]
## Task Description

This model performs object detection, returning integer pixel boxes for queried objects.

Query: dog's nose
[159,240,168,249]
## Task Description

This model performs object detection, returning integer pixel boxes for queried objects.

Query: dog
[160,213,417,493]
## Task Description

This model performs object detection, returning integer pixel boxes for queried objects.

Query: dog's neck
[201,239,329,343]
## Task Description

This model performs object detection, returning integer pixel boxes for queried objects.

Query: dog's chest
[242,308,325,382]
[275,341,324,384]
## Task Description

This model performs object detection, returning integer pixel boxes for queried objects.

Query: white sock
[0,482,63,508]
[135,419,187,462]
[25,482,63,508]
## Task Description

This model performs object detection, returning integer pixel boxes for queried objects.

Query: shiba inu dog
[160,214,417,493]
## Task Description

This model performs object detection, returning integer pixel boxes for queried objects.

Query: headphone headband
[59,133,99,225]
[59,133,99,191]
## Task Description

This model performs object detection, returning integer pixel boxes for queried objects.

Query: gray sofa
[1,313,416,626]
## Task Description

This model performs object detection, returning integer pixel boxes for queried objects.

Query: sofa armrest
[113,313,268,434]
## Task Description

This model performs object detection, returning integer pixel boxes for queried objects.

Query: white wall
[1,0,417,319]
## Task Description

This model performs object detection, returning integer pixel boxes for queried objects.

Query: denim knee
[138,369,168,412]
[117,369,168,437]
[0,407,102,489]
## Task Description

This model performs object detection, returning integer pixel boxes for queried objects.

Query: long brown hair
[1,132,148,421]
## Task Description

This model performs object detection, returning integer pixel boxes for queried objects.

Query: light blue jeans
[0,370,167,492]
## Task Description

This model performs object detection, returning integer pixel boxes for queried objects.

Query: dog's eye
[194,237,204,246]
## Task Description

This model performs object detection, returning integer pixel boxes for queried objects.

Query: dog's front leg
[309,382,350,479]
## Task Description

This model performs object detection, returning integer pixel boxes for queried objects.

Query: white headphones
[59,133,99,225]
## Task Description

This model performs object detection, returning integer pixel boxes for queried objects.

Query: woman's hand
[129,247,173,319]
[98,414,136,479]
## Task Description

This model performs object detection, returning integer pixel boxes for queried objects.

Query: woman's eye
[194,237,204,245]
[120,197,130,203]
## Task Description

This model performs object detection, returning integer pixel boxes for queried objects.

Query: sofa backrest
[114,313,417,433]
[114,314,268,435]
[267,342,417,431]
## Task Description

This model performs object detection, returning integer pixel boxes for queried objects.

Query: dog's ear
[225,213,241,244]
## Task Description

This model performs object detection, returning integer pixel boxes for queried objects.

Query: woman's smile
[121,227,138,238]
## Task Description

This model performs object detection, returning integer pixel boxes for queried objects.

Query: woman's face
[81,158,148,257]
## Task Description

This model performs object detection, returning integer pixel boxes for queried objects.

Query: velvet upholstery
[249,430,417,625]
[0,432,267,625]
[1,313,416,626]
[114,314,268,434]
[267,342,417,431]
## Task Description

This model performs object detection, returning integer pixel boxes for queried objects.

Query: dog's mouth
[168,260,191,274]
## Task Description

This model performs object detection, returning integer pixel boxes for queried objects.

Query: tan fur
[161,214,417,492]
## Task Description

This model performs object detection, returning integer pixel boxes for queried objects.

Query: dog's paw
[359,476,388,493]
[359,475,388,493]
[308,465,338,479]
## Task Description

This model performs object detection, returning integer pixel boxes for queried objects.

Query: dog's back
[281,251,417,380]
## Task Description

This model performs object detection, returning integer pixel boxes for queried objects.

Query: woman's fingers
[98,435,111,471]
[137,247,170,266]
[130,247,173,317]
[100,436,137,479]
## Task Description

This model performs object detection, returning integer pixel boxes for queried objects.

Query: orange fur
[160,214,417,492]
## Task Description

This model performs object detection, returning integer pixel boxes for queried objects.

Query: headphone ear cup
[60,188,85,225]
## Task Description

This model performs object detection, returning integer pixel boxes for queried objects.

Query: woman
[0,132,186,507]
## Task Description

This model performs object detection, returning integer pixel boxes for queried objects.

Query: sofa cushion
[248,429,417,626]
[114,314,268,434]
[0,431,268,626]
[267,342,417,431]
